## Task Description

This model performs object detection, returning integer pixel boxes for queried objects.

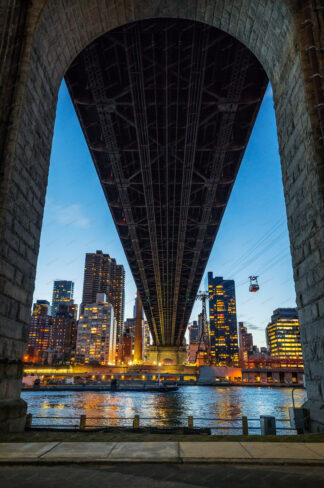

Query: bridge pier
[148,347,187,366]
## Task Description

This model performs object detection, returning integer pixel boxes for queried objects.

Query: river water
[22,386,307,434]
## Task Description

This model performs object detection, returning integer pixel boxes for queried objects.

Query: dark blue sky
[33,81,296,347]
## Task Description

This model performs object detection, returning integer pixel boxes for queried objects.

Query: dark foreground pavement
[1,464,324,488]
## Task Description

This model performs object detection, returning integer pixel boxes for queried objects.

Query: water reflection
[22,386,307,434]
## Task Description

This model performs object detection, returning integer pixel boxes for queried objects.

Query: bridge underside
[65,19,268,348]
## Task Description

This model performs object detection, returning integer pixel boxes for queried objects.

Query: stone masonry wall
[0,0,323,431]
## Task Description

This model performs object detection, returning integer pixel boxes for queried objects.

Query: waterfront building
[208,273,239,366]
[242,357,304,385]
[26,300,52,363]
[48,302,78,364]
[238,322,253,363]
[266,308,303,360]
[76,293,117,365]
[51,280,74,316]
[80,250,125,343]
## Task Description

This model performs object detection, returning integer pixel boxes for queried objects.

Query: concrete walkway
[1,441,324,464]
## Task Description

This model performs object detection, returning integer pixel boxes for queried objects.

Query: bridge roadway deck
[65,18,268,348]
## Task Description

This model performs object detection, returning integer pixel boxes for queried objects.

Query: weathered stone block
[0,399,27,433]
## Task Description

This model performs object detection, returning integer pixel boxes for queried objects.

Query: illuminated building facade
[80,250,125,343]
[208,273,239,366]
[76,293,117,365]
[266,308,303,360]
[48,303,78,364]
[238,322,253,363]
[52,280,74,316]
[26,300,52,363]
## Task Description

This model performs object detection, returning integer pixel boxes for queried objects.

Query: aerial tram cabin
[249,276,259,292]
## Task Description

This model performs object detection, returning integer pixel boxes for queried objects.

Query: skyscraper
[266,308,303,360]
[52,280,74,316]
[208,273,239,366]
[76,293,117,365]
[80,251,125,342]
[26,300,52,363]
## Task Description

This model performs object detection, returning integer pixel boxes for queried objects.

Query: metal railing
[25,413,296,435]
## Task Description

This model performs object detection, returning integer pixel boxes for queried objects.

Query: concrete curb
[1,458,324,466]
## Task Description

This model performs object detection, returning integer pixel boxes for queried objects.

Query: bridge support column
[148,346,187,366]
[0,364,27,432]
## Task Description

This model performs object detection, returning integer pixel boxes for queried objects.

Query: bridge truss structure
[65,19,268,349]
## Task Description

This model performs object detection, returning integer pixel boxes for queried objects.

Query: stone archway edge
[0,0,323,432]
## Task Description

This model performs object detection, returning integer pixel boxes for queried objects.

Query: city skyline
[32,81,296,347]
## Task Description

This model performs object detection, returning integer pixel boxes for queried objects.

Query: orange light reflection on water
[23,387,307,432]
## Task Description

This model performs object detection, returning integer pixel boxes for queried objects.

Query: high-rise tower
[76,293,116,365]
[80,251,125,342]
[52,280,74,316]
[208,273,239,366]
[266,308,302,360]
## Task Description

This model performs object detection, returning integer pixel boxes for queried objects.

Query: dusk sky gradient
[33,81,296,347]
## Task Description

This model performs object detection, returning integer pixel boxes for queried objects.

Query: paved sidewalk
[1,441,324,464]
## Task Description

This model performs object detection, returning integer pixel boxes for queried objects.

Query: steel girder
[65,19,268,347]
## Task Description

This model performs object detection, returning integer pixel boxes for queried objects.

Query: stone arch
[0,0,323,431]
